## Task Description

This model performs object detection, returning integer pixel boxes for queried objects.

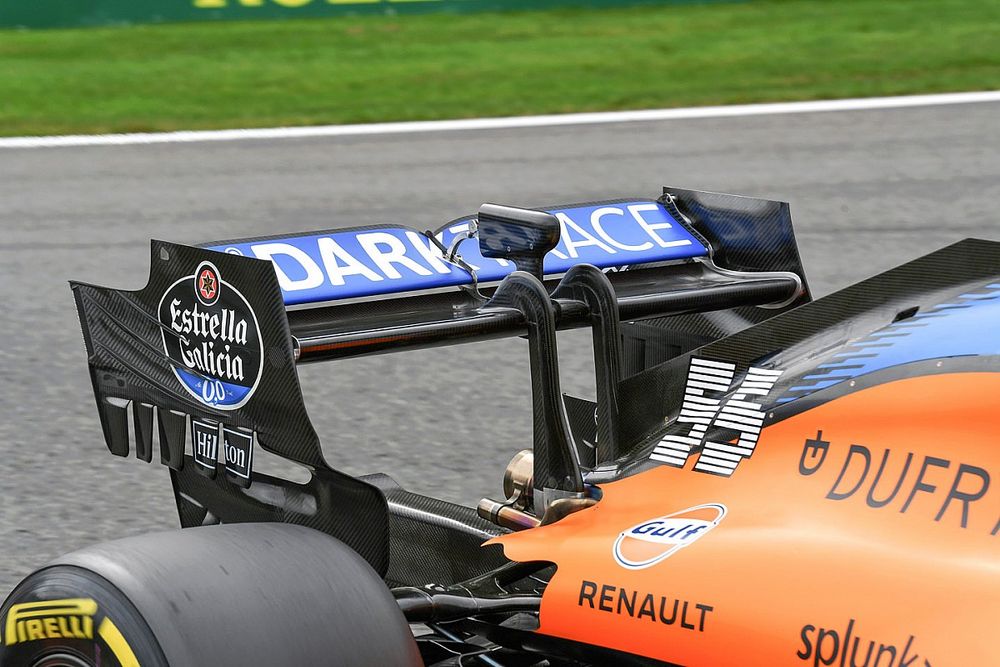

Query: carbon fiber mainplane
[3,188,997,666]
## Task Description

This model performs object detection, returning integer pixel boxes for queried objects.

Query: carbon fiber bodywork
[361,473,510,587]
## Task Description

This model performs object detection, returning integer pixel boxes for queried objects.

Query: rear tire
[0,565,166,667]
[1,523,422,667]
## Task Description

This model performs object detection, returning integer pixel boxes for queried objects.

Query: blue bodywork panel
[779,281,1000,402]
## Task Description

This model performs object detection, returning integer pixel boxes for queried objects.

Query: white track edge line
[3,90,999,149]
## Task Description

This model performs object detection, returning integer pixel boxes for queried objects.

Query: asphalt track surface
[1,101,998,594]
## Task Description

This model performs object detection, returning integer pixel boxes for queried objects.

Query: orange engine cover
[493,372,999,666]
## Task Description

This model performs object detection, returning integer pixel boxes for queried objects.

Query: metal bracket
[423,229,487,302]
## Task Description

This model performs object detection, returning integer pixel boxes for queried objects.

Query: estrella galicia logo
[158,261,263,410]
[613,504,727,570]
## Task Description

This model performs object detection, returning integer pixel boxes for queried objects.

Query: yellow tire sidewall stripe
[98,617,140,667]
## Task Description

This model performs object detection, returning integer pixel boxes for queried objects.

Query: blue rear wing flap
[207,199,709,307]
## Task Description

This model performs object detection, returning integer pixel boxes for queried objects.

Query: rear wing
[203,193,807,362]
[71,187,808,572]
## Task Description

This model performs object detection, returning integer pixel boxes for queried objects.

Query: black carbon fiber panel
[361,474,510,587]
[664,187,810,286]
[563,394,598,469]
[618,187,814,376]
[72,242,390,573]
[171,461,392,576]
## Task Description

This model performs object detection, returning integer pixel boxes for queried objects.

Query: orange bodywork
[492,373,1000,665]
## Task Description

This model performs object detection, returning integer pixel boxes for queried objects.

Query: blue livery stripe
[778,283,1000,402]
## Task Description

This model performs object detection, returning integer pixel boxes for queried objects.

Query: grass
[0,0,998,136]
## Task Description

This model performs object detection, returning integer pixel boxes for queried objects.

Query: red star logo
[198,269,217,301]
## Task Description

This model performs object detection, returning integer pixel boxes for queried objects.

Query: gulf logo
[613,503,727,570]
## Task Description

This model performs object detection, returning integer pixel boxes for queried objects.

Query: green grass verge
[1,0,998,136]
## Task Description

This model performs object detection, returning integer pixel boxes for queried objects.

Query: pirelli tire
[0,523,422,667]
